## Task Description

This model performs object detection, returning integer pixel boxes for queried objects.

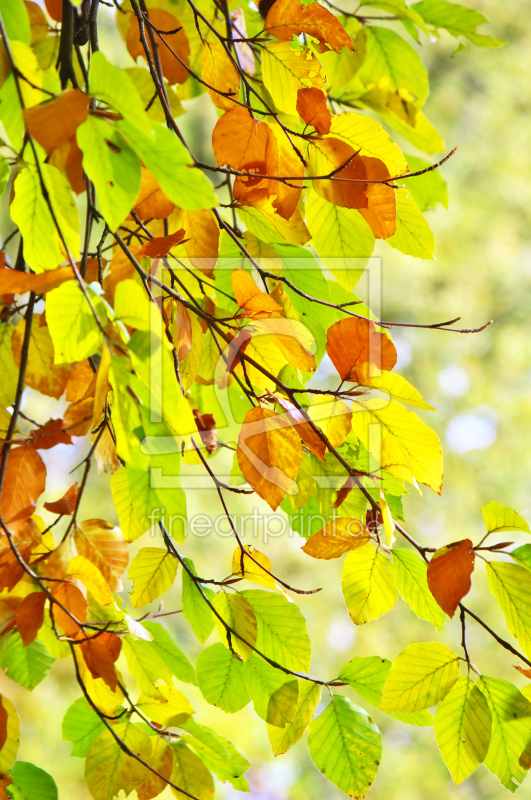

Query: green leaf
[182,558,216,644]
[0,695,19,774]
[142,621,197,686]
[486,562,531,657]
[358,27,429,106]
[117,119,216,210]
[42,163,79,260]
[306,191,374,287]
[510,544,531,571]
[212,592,257,661]
[244,653,298,726]
[402,154,448,211]
[0,154,10,196]
[338,656,433,726]
[10,762,58,800]
[10,166,64,273]
[276,243,336,330]
[170,741,214,800]
[268,680,322,755]
[392,548,446,632]
[0,323,19,408]
[482,501,530,534]
[381,642,460,712]
[88,51,153,131]
[0,0,30,44]
[62,698,106,758]
[479,676,531,792]
[434,676,491,785]
[128,546,178,609]
[122,635,174,698]
[46,281,106,363]
[85,723,151,800]
[180,718,250,789]
[342,544,398,625]
[110,467,145,543]
[386,187,434,259]
[308,694,382,799]
[241,589,311,672]
[77,116,141,232]
[196,643,250,713]
[362,0,430,34]
[411,0,505,47]
[114,279,152,331]
[0,632,54,691]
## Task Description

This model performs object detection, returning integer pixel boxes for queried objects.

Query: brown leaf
[193,410,218,454]
[427,539,475,618]
[135,738,173,800]
[274,395,326,461]
[15,591,46,646]
[296,88,331,135]
[302,518,370,559]
[74,519,128,592]
[0,445,46,530]
[44,0,62,21]
[12,314,74,399]
[232,269,282,317]
[237,406,302,511]
[326,317,397,382]
[213,106,271,174]
[49,136,86,194]
[94,427,121,475]
[515,665,531,680]
[51,581,88,637]
[126,8,190,85]
[173,302,192,361]
[0,696,7,753]
[138,229,187,259]
[78,631,122,691]
[0,265,75,295]
[23,89,89,154]
[202,40,241,111]
[131,168,175,220]
[44,482,79,515]
[65,360,95,403]
[182,209,220,275]
[265,0,353,53]
[63,397,94,437]
[29,418,72,450]
[334,476,355,508]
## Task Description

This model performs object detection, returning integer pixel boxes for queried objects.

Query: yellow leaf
[329,113,408,178]
[231,545,277,591]
[213,592,257,661]
[342,543,398,624]
[85,722,151,800]
[386,188,434,259]
[128,547,178,609]
[262,41,325,116]
[67,555,113,606]
[0,695,19,774]
[202,40,240,111]
[136,686,195,728]
[357,367,436,411]
[302,517,370,559]
[307,395,352,448]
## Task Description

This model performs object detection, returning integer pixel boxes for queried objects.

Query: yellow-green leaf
[129,547,178,609]
[342,543,398,625]
[386,188,435,259]
[486,561,531,658]
[482,501,530,534]
[268,680,322,756]
[381,642,460,712]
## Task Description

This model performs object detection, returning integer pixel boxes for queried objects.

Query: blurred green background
[2,0,531,798]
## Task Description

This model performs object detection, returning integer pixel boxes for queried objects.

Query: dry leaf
[138,229,187,258]
[265,0,353,53]
[427,539,475,617]
[15,591,46,646]
[44,482,79,515]
[126,8,190,85]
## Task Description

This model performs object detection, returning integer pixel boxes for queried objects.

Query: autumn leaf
[29,419,72,450]
[138,229,187,259]
[74,519,128,593]
[132,168,176,220]
[296,88,332,135]
[0,445,46,531]
[274,394,326,461]
[44,483,79,515]
[12,315,74,399]
[0,265,75,295]
[65,360,95,403]
[302,518,370,559]
[427,540,475,617]
[231,545,277,591]
[232,269,283,317]
[202,40,241,111]
[237,406,302,511]
[14,591,47,647]
[78,631,122,691]
[265,0,354,53]
[182,209,220,274]
[326,317,397,382]
[51,581,88,637]
[23,89,89,154]
[126,8,190,85]
[193,410,218,454]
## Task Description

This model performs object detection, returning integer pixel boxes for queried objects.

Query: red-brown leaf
[138,229,187,259]
[51,581,88,637]
[0,445,46,530]
[15,591,47,646]
[296,88,331,135]
[44,482,79,515]
[78,631,122,691]
[29,418,72,450]
[427,539,475,618]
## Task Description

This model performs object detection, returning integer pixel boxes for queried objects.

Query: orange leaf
[126,8,190,85]
[138,229,187,259]
[29,418,72,450]
[237,406,302,511]
[63,398,94,437]
[333,475,365,508]
[231,269,282,316]
[359,160,397,239]
[49,136,86,194]
[326,317,397,382]
[132,168,176,220]
[515,665,531,679]
[302,517,370,559]
[173,301,192,361]
[15,591,46,646]
[44,482,79,515]
[202,40,241,111]
[265,0,353,53]
[23,89,89,154]
[0,265,75,295]
[78,631,122,691]
[427,539,475,618]
[182,209,220,274]
[12,314,74,399]
[65,360,95,403]
[296,88,331,135]
[213,106,271,174]
[274,395,326,461]
[52,581,88,637]
[193,410,217,454]
[44,0,62,21]
[0,445,46,530]
[74,519,128,592]
[25,2,48,43]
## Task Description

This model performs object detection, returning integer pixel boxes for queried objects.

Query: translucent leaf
[487,562,531,657]
[308,694,382,798]
[243,652,298,725]
[0,632,54,690]
[10,761,58,800]
[402,154,448,211]
[0,695,19,773]
[212,592,257,661]
[170,741,214,800]
[386,188,435,259]
[85,722,151,800]
[128,547,178,609]
[392,548,446,632]
[262,42,325,116]
[268,680,322,755]
[182,558,216,645]
[142,621,196,686]
[411,0,505,47]
[482,501,530,534]
[62,697,106,758]
[435,676,491,785]
[88,51,153,131]
[381,641,460,712]
[180,717,250,788]
[10,166,64,272]
[342,544,398,625]
[241,589,311,672]
[46,282,106,363]
[196,643,249,713]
